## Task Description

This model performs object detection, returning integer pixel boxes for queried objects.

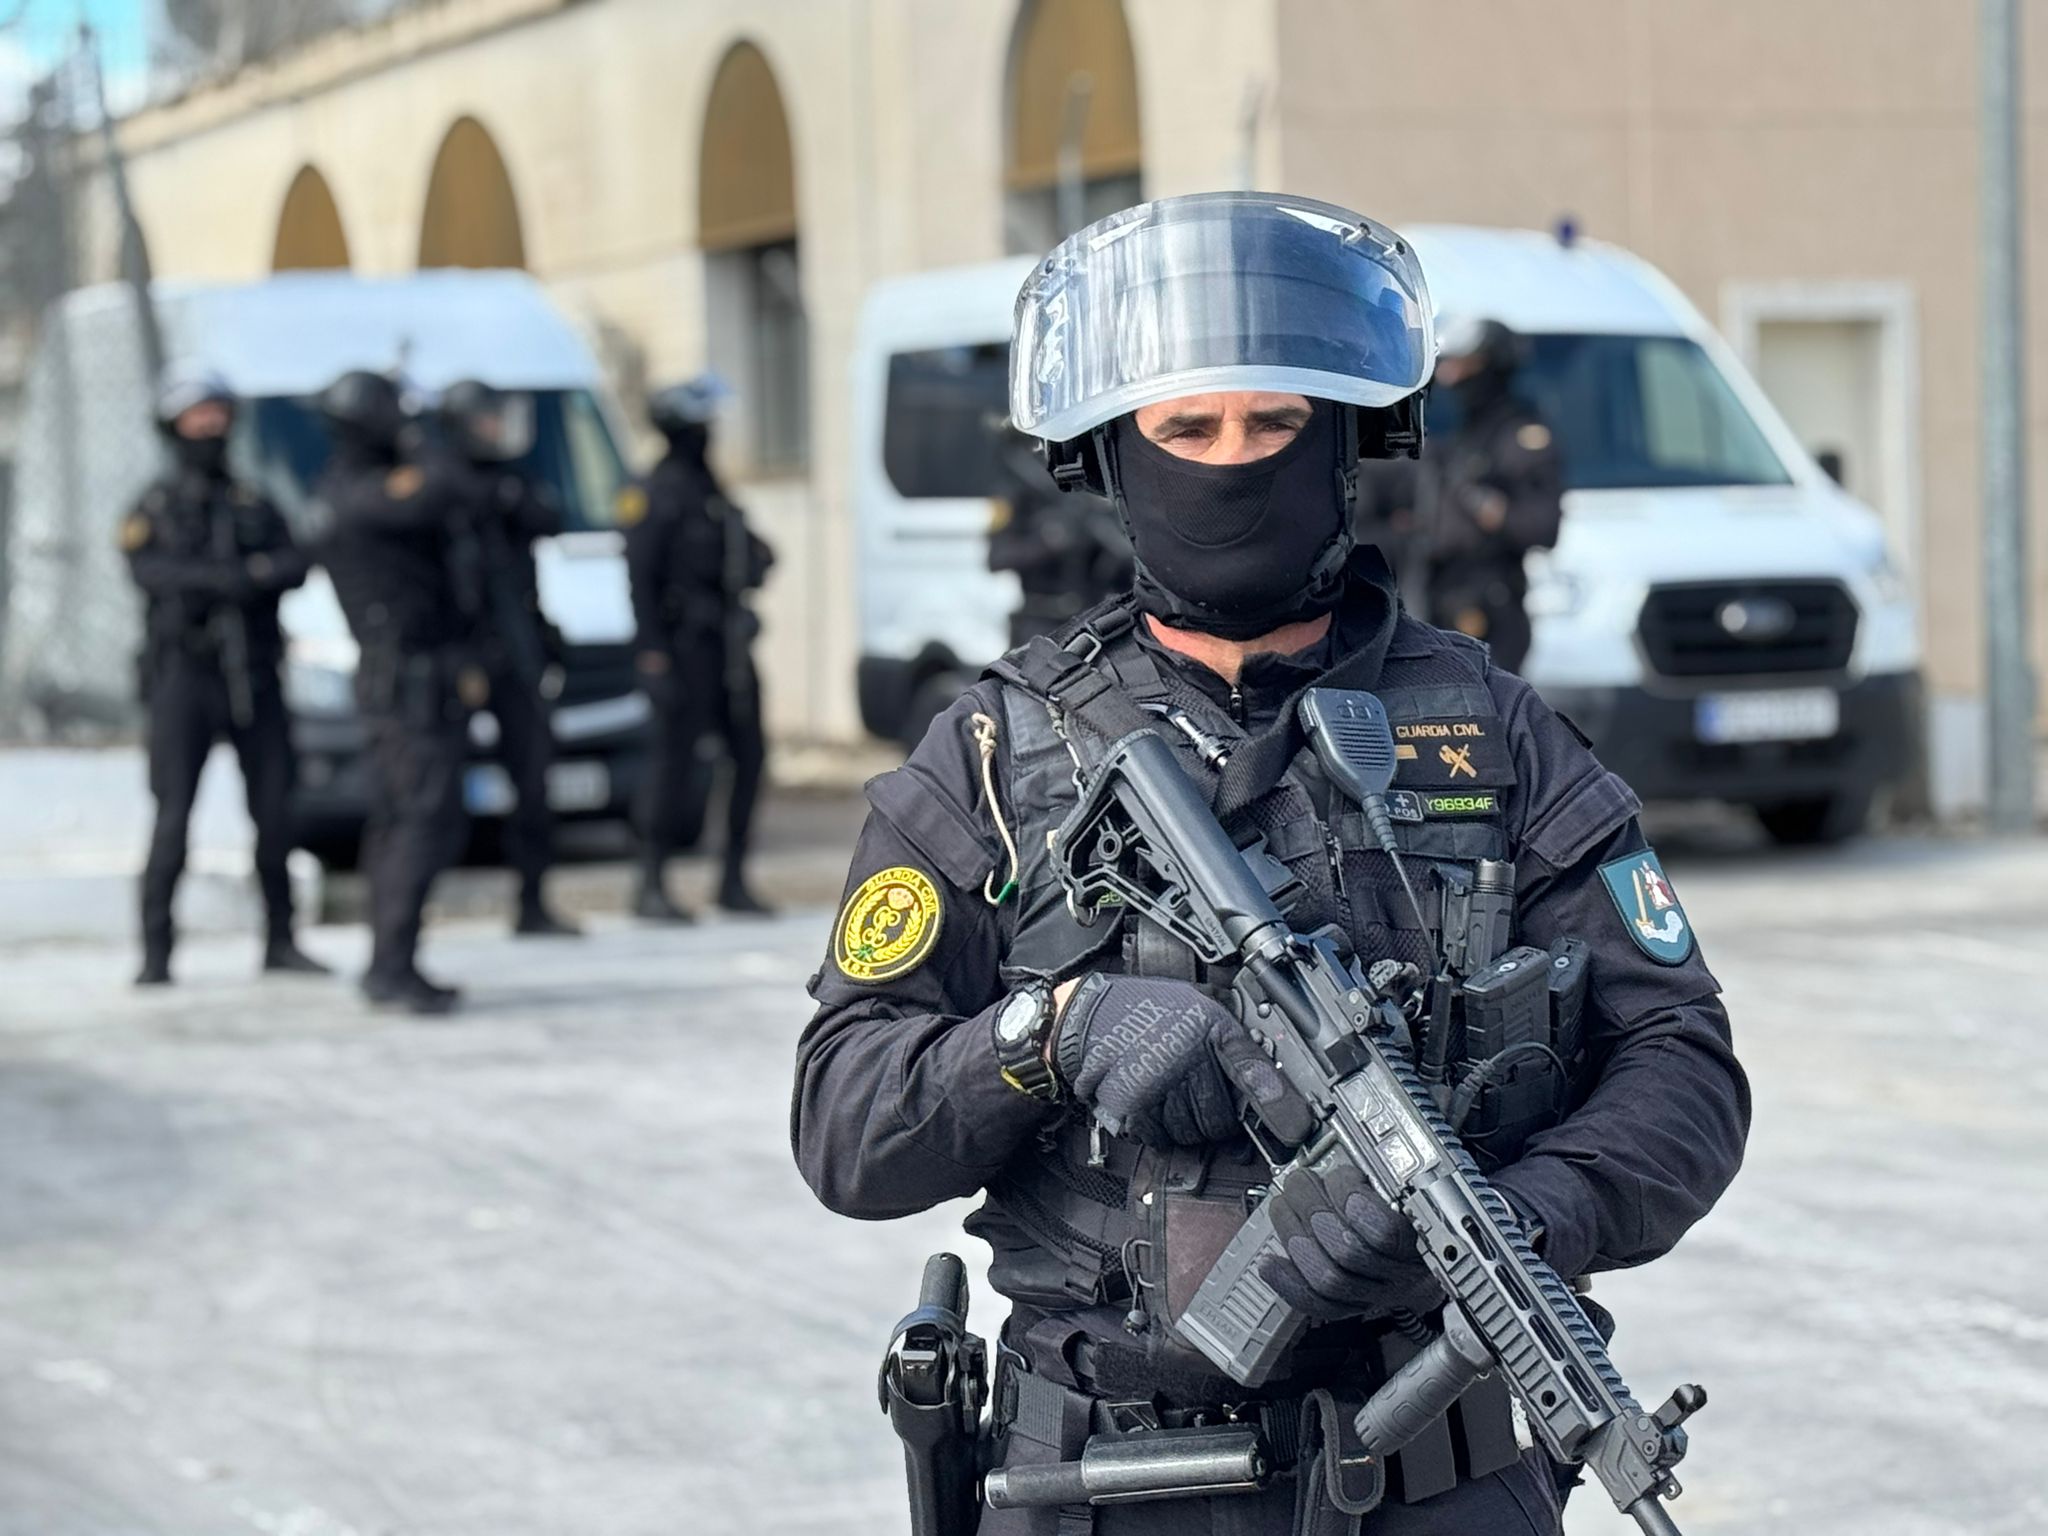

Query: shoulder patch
[835,866,944,983]
[385,465,426,500]
[1598,849,1695,965]
[1516,422,1553,452]
[119,512,153,553]
[614,486,649,527]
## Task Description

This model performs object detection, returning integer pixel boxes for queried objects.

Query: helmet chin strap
[1093,410,1363,640]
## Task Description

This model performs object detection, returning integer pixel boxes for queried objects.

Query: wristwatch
[992,981,1062,1102]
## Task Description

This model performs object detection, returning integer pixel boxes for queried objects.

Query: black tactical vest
[966,595,1582,1392]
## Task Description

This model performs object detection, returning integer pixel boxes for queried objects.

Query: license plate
[1694,688,1840,745]
[463,764,517,816]
[546,759,611,812]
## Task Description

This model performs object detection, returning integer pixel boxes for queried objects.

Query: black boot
[361,968,462,1016]
[264,937,333,975]
[515,895,582,938]
[135,948,172,987]
[633,864,693,923]
[717,872,775,917]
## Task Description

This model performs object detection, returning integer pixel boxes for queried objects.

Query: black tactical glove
[1261,1160,1441,1322]
[1054,975,1242,1148]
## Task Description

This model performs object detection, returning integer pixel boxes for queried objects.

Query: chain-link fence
[0,36,165,740]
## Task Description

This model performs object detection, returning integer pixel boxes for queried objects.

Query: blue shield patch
[1598,850,1695,965]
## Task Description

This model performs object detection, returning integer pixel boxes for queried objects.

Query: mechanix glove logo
[1599,849,1694,965]
[834,866,944,983]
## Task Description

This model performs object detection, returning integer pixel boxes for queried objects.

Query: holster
[880,1254,990,1536]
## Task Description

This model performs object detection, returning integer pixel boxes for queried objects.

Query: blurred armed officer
[313,371,475,1015]
[436,380,580,938]
[1359,319,1563,673]
[123,367,327,986]
[792,194,1749,1535]
[986,424,1132,647]
[620,375,776,921]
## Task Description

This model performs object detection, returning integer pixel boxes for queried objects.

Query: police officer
[1363,319,1563,673]
[436,380,580,938]
[793,195,1750,1535]
[123,367,328,986]
[313,371,474,1014]
[987,424,1133,647]
[621,375,776,921]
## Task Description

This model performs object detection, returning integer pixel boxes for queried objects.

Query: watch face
[996,990,1040,1044]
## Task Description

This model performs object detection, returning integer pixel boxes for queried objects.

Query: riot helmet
[155,364,237,433]
[440,379,537,463]
[317,369,411,461]
[154,364,237,475]
[1009,192,1436,637]
[648,373,732,435]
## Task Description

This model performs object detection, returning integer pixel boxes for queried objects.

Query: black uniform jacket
[621,450,771,660]
[314,449,472,656]
[435,445,565,669]
[793,588,1750,1305]
[123,466,310,670]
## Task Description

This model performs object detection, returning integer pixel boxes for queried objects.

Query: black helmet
[647,373,732,439]
[154,363,236,433]
[317,370,409,452]
[439,379,537,463]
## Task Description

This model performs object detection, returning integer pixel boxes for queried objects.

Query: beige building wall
[84,0,2045,782]
[1278,0,2048,793]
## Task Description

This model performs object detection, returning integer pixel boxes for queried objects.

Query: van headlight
[1866,549,1911,607]
[284,651,356,720]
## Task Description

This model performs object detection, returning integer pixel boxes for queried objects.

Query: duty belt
[989,1351,1383,1535]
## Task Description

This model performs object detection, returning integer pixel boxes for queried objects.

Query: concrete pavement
[0,829,2043,1534]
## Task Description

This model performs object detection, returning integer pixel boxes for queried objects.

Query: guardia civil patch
[614,486,648,527]
[835,866,944,983]
[1599,850,1694,965]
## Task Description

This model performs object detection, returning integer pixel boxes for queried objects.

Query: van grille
[558,642,640,706]
[1636,581,1858,679]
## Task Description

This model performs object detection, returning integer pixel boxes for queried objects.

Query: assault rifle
[1047,695,1706,1535]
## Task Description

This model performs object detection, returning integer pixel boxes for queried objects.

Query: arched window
[418,116,527,269]
[1003,0,1142,254]
[272,165,351,271]
[698,40,807,474]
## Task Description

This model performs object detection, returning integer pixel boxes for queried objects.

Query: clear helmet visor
[1010,192,1436,442]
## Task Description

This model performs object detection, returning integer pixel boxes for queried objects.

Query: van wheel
[901,672,971,751]
[1755,790,1873,846]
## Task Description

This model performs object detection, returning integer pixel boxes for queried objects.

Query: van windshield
[243,388,629,531]
[1429,333,1792,491]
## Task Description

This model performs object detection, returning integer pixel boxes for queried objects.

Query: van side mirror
[1814,448,1846,486]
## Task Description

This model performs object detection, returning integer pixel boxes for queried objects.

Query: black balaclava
[1106,399,1354,640]
[663,422,712,469]
[170,430,230,479]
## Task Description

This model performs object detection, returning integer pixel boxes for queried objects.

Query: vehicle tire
[901,672,972,751]
[1755,790,1874,846]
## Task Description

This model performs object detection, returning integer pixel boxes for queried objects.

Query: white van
[852,230,1922,842]
[5,271,648,858]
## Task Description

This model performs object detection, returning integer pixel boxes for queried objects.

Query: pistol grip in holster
[879,1253,990,1536]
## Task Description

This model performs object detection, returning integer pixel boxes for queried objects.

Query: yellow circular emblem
[614,486,649,527]
[835,866,944,983]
